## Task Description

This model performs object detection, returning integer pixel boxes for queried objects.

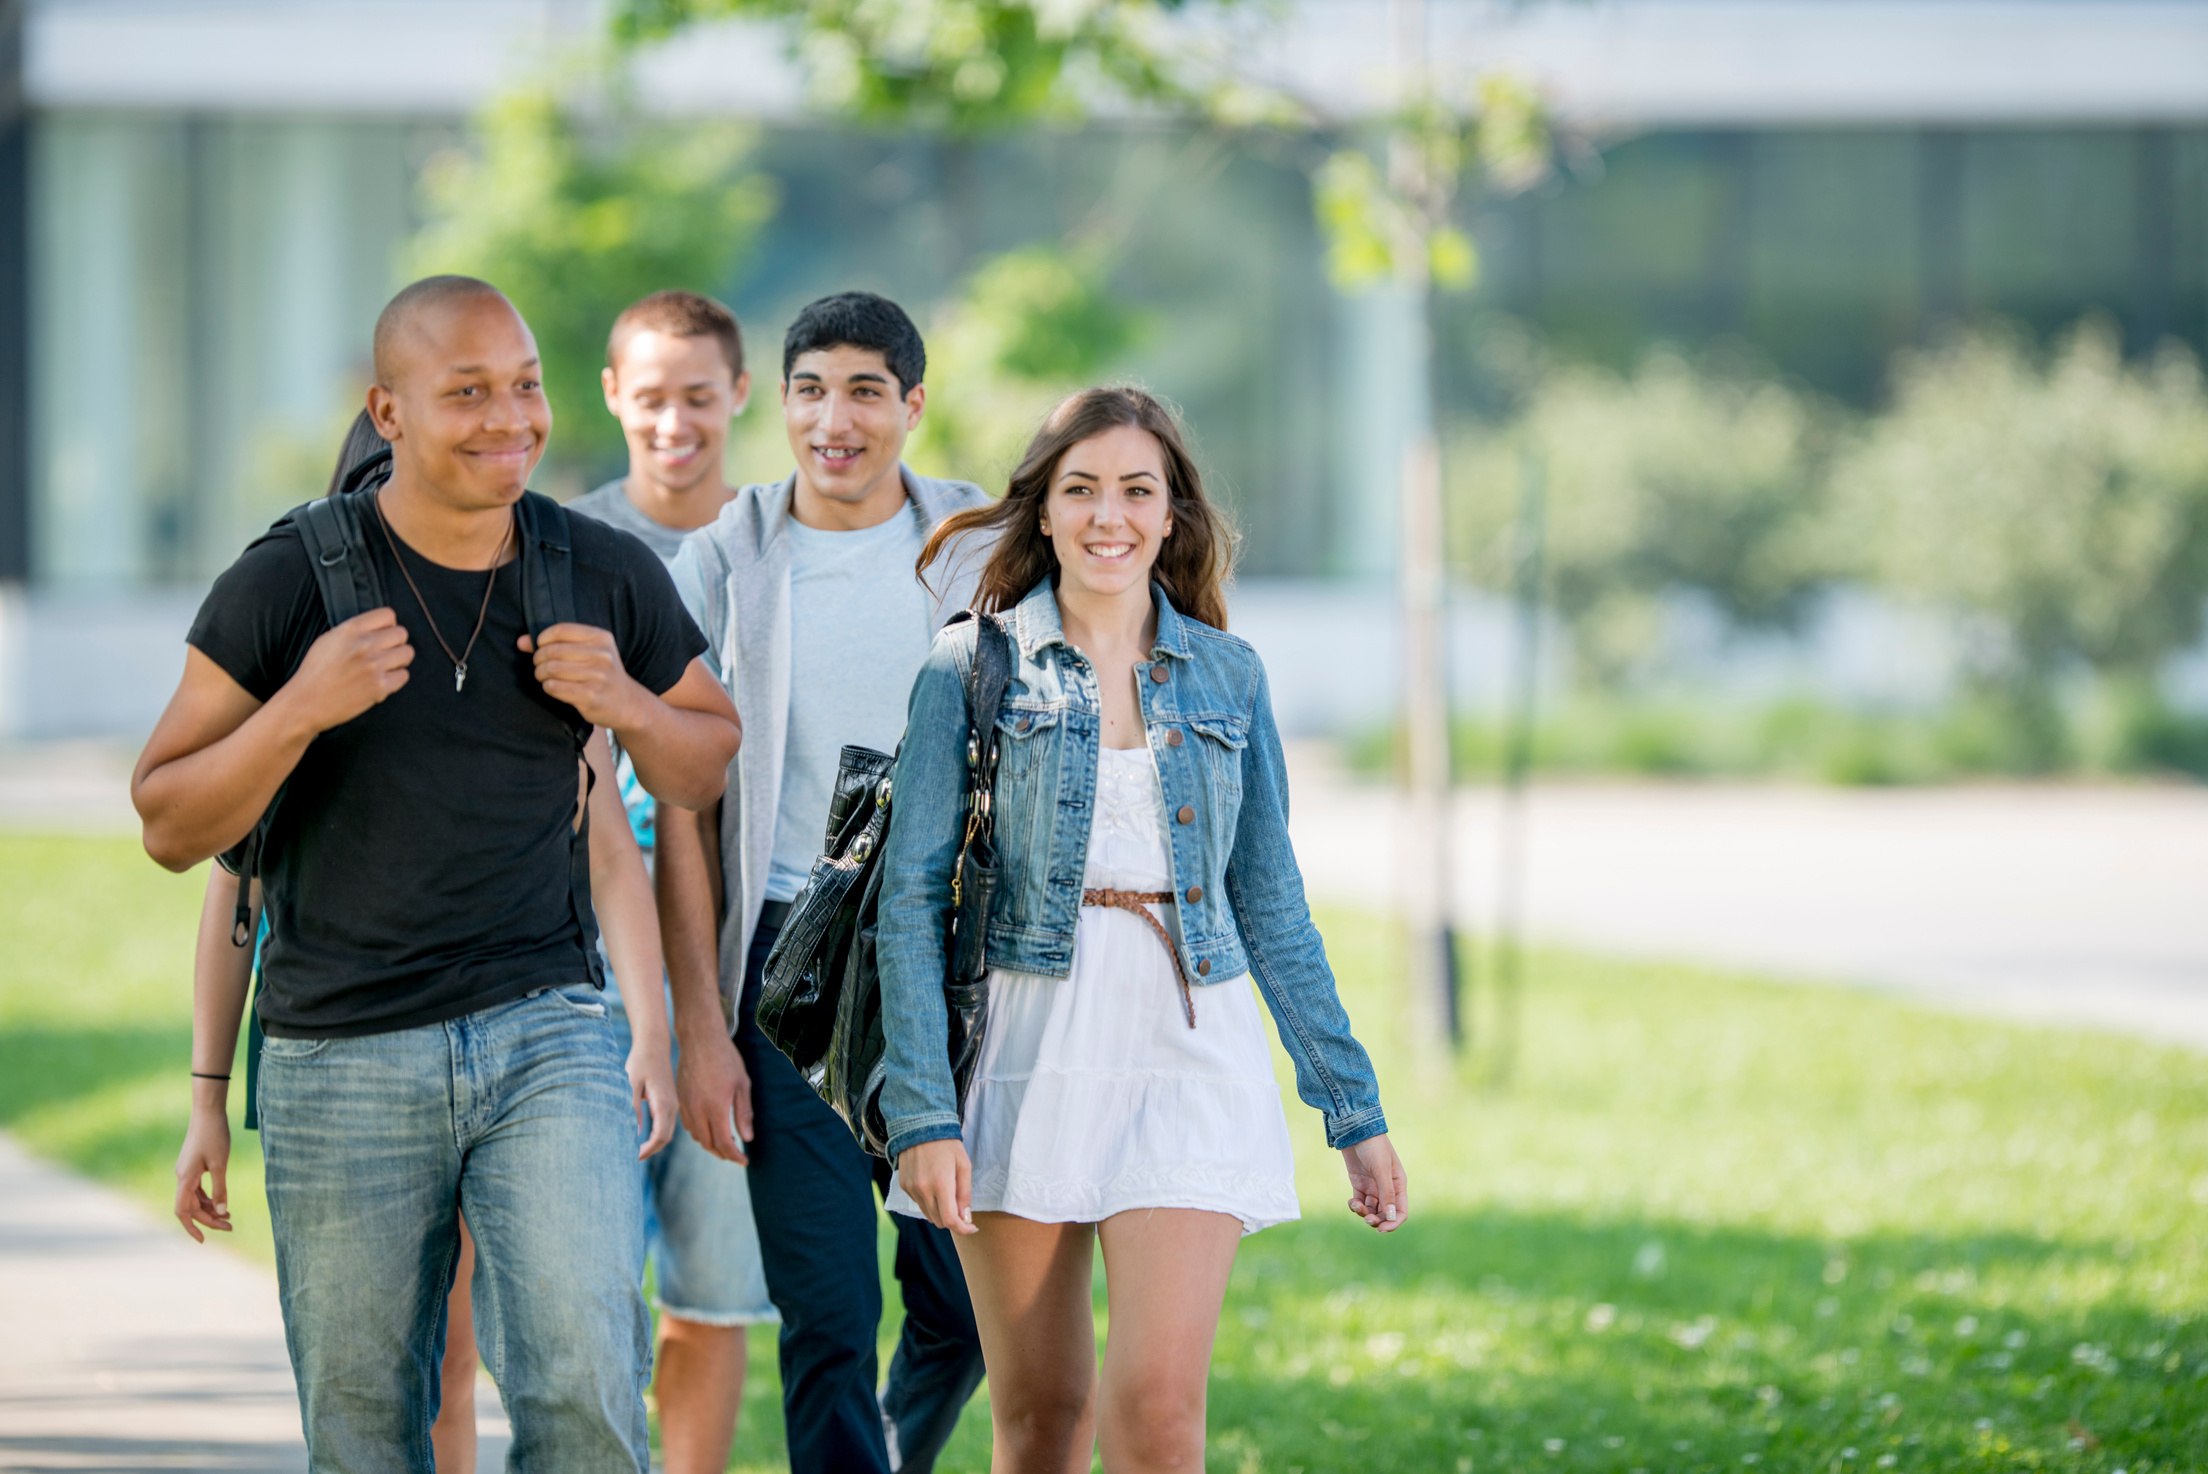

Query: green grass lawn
[2,833,2202,1472]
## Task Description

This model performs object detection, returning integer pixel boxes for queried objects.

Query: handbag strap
[948,611,1014,901]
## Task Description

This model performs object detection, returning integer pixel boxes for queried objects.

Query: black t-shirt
[187,505,707,1039]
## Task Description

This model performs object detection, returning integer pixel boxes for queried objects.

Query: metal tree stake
[1493,445,1546,1084]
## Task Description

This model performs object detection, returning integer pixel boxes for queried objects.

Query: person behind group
[881,386,1408,1471]
[655,290,990,1471]
[559,288,776,1474]
[146,274,741,1472]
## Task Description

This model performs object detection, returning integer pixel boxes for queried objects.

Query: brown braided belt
[1081,888,1197,1029]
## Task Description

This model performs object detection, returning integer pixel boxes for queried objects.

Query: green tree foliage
[1831,319,2208,765]
[1315,75,1548,296]
[612,0,1281,134]
[1452,348,1836,682]
[613,1,1206,494]
[609,0,1540,342]
[406,89,776,481]
[905,243,1144,487]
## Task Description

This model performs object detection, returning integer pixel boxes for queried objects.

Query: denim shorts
[612,995,779,1327]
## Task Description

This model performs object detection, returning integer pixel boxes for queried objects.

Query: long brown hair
[919,386,1237,629]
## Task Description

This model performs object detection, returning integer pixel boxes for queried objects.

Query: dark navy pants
[739,916,985,1473]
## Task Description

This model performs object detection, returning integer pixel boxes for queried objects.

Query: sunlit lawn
[2,833,2202,1472]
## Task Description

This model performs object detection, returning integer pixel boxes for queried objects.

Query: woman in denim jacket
[878,386,1405,1471]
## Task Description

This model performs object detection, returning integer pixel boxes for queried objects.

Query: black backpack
[227,449,601,1126]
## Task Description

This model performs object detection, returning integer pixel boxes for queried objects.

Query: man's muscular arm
[522,628,737,809]
[133,610,415,872]
[656,797,751,1164]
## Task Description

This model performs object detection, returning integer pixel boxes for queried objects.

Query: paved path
[0,742,142,837]
[1287,759,2208,1049]
[0,1134,508,1473]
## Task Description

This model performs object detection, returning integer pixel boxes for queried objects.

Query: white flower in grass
[1670,1316,1718,1351]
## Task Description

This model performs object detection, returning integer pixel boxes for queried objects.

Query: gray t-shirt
[767,512,934,902]
[569,479,692,564]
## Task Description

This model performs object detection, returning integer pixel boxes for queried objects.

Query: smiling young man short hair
[133,275,740,1472]
[654,291,992,1471]
[571,289,754,557]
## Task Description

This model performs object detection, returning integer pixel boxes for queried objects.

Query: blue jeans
[738,914,985,1473]
[258,984,651,1473]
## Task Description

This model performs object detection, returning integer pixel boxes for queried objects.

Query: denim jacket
[876,577,1389,1162]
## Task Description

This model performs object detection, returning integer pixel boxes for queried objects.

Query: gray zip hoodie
[669,464,995,1020]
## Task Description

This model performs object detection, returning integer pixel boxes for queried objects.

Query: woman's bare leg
[431,1216,479,1474]
[1094,1209,1242,1474]
[954,1213,1100,1474]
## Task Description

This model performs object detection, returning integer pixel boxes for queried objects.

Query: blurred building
[3,0,2205,736]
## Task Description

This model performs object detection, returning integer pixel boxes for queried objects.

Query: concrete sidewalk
[0,1133,508,1473]
[1288,760,2208,1050]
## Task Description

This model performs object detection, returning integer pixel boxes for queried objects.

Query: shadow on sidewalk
[0,1433,305,1472]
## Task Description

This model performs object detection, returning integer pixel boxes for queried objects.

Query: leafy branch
[610,0,1552,300]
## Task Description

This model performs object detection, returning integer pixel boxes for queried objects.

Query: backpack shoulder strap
[292,487,384,627]
[222,485,385,941]
[514,491,576,638]
[514,491,603,987]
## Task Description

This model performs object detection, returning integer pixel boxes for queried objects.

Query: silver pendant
[454,663,468,693]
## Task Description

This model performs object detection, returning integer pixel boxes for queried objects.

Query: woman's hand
[174,1102,233,1243]
[897,1138,976,1235]
[629,1038,679,1161]
[1343,1133,1408,1233]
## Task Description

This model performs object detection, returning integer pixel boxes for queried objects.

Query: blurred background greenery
[403,2,2208,783]
[22,0,2208,784]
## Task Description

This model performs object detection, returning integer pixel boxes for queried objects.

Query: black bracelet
[191,1072,231,1081]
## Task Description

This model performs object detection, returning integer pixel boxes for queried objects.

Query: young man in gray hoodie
[658,292,991,1471]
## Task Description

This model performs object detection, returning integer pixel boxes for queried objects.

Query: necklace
[372,495,514,693]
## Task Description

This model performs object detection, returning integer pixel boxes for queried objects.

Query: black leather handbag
[758,611,1015,1157]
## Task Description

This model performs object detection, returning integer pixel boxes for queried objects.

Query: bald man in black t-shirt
[136,277,741,1472]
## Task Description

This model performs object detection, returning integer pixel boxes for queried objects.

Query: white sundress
[888,744,1301,1235]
